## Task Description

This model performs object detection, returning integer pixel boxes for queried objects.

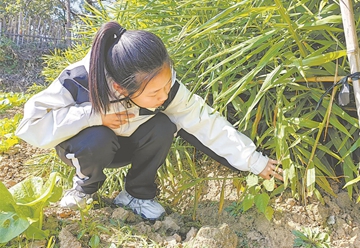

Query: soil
[1,52,360,248]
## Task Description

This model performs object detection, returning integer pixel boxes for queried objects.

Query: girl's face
[118,64,172,109]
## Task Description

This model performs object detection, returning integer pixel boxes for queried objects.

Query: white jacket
[15,54,268,174]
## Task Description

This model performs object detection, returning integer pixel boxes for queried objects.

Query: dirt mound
[2,141,360,247]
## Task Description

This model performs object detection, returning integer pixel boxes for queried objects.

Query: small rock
[165,234,178,243]
[327,215,336,225]
[172,233,182,242]
[162,216,180,232]
[185,223,237,248]
[111,207,130,221]
[184,227,198,242]
[286,198,297,207]
[153,220,162,231]
[59,227,82,248]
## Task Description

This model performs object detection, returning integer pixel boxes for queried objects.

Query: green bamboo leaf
[343,176,360,188]
[243,65,282,123]
[177,179,203,191]
[300,50,346,67]
[270,185,285,197]
[313,15,342,25]
[218,179,226,214]
[299,25,343,32]
[222,41,285,105]
[340,136,360,160]
[274,0,307,57]
[306,162,316,194]
[188,1,247,38]
[315,172,336,197]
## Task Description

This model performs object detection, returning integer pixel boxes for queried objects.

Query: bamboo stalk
[340,0,360,127]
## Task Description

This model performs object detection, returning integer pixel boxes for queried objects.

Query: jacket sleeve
[15,78,102,149]
[163,82,268,174]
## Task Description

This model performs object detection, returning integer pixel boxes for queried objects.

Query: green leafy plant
[226,174,284,220]
[0,92,29,113]
[0,37,18,73]
[41,43,90,84]
[293,227,331,248]
[0,114,22,153]
[76,201,111,248]
[40,0,360,214]
[342,171,360,203]
[0,92,29,153]
[0,172,62,244]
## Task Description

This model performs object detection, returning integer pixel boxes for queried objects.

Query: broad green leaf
[0,212,30,244]
[263,178,275,192]
[9,172,61,207]
[246,174,259,187]
[0,182,31,244]
[89,235,100,248]
[23,224,49,240]
[264,206,274,221]
[254,193,270,213]
[242,194,254,212]
[9,177,43,205]
[0,181,17,212]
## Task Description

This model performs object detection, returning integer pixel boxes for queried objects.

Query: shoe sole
[114,202,165,221]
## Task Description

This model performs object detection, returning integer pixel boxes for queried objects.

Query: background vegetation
[41,0,360,204]
[1,0,360,246]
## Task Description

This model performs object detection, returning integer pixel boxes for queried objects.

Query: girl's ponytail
[89,21,126,114]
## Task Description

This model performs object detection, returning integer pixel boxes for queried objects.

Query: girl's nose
[158,90,168,102]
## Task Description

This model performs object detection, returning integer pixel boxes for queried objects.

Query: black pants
[55,113,177,199]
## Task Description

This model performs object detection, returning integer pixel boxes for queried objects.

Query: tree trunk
[65,0,72,48]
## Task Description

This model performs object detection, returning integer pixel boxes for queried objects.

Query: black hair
[89,21,171,114]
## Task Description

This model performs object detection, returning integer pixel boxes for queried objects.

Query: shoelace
[65,188,87,198]
[125,193,155,207]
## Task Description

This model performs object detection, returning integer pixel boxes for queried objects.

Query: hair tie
[114,27,126,39]
[119,27,126,36]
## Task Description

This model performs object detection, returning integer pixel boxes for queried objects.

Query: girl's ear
[113,83,129,96]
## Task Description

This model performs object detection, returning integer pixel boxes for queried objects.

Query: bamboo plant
[41,0,360,211]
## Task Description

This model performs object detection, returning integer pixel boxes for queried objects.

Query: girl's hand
[258,158,283,181]
[101,111,135,129]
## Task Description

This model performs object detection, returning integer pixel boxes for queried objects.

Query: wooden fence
[0,14,69,49]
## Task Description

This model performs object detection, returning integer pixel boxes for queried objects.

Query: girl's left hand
[258,158,283,181]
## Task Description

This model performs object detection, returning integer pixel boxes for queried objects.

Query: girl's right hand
[101,111,135,129]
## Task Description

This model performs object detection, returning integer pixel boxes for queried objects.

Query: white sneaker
[113,190,165,220]
[59,176,91,209]
[59,188,91,209]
